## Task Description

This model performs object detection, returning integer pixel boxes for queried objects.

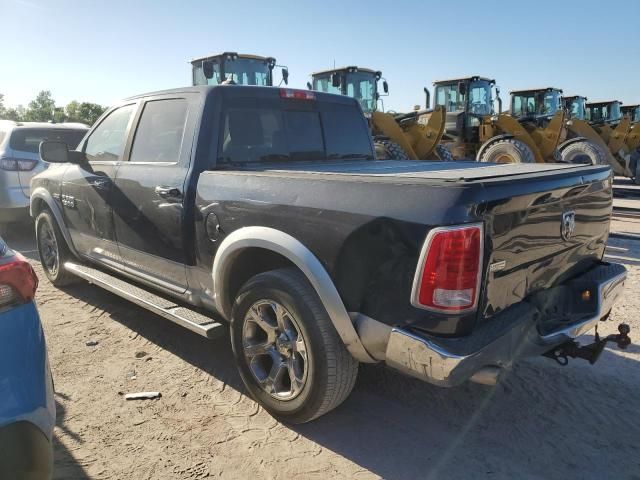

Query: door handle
[155,186,182,199]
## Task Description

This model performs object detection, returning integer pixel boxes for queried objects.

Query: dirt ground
[6,215,640,480]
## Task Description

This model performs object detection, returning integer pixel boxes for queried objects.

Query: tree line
[0,91,106,126]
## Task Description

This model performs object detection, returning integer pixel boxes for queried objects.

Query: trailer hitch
[544,324,631,366]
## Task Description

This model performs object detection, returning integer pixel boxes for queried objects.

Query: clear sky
[2,0,639,112]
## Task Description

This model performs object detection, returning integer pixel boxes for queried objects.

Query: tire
[374,139,409,160]
[35,210,78,286]
[230,268,358,424]
[630,149,640,185]
[560,140,606,165]
[478,138,535,163]
[435,144,454,161]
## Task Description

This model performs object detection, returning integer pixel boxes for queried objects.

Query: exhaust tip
[469,366,502,386]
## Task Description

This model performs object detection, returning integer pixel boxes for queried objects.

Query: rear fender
[212,226,376,363]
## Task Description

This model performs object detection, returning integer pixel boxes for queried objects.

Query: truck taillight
[0,254,38,307]
[0,157,38,171]
[411,224,483,313]
[280,88,315,100]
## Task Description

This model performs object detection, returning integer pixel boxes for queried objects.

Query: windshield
[312,75,342,95]
[623,107,640,122]
[512,90,561,118]
[192,58,271,86]
[434,80,493,115]
[587,103,622,123]
[345,72,377,113]
[224,58,270,86]
[566,98,586,120]
[435,83,465,112]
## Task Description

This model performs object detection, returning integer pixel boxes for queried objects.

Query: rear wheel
[230,268,358,424]
[478,138,535,163]
[35,210,78,286]
[560,140,606,165]
[374,139,409,160]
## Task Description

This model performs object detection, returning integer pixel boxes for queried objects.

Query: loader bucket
[371,111,419,160]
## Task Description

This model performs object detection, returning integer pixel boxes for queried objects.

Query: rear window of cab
[217,97,373,165]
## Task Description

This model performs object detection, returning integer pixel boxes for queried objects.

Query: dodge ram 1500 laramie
[32,85,630,423]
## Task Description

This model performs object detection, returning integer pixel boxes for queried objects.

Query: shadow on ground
[56,279,640,480]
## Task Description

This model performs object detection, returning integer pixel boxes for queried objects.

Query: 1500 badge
[61,194,76,208]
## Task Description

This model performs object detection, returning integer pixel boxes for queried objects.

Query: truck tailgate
[479,168,612,319]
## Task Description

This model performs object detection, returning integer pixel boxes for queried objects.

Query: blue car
[0,236,54,479]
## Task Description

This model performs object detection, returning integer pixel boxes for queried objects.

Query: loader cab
[433,76,496,141]
[310,67,387,114]
[191,52,289,87]
[562,95,587,120]
[586,101,623,125]
[510,88,563,122]
[621,105,640,123]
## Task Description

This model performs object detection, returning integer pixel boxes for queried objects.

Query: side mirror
[282,68,289,85]
[39,141,69,163]
[202,61,214,80]
[383,80,389,94]
[306,81,312,90]
[331,73,341,88]
[424,87,431,109]
[458,81,467,96]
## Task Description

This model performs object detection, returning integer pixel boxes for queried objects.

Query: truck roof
[122,85,360,106]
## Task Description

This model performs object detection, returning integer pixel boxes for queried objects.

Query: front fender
[212,226,376,363]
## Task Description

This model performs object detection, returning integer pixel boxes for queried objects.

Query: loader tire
[560,141,606,165]
[374,140,409,160]
[435,144,454,162]
[478,138,535,164]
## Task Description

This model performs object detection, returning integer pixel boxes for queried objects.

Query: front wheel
[35,210,78,286]
[230,268,358,424]
[559,140,606,165]
[478,138,535,163]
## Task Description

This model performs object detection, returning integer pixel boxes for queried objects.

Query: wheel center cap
[276,333,292,356]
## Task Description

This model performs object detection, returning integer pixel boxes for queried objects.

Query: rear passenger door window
[85,104,136,162]
[129,99,188,163]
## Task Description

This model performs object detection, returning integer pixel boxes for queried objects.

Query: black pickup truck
[32,85,629,423]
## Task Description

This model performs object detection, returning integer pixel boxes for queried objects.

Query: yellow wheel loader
[507,89,607,166]
[580,100,640,180]
[309,66,447,161]
[430,78,571,163]
[563,96,627,174]
[191,52,289,87]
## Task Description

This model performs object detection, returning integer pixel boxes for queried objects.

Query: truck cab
[310,66,387,115]
[191,52,289,87]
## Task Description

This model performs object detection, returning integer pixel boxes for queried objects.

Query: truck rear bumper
[361,262,626,387]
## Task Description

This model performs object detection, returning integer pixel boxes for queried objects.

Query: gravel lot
[5,216,640,480]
